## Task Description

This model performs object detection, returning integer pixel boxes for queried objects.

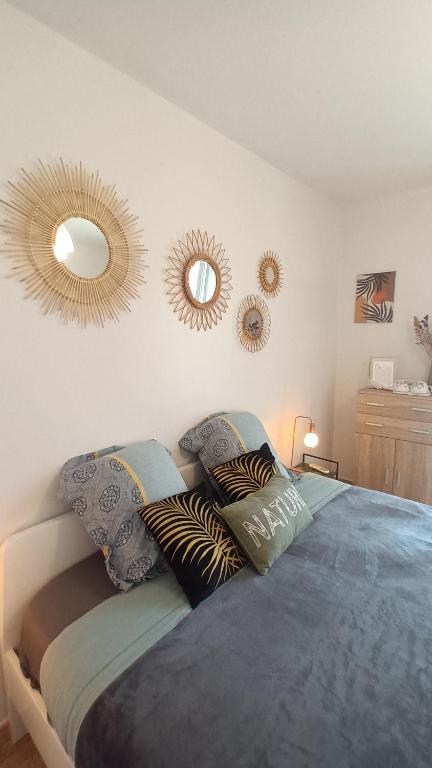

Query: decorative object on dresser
[413,314,432,386]
[257,250,283,298]
[392,379,432,396]
[354,271,396,323]
[368,356,397,390]
[290,415,319,468]
[165,229,232,330]
[0,159,146,326]
[356,387,432,503]
[237,294,271,352]
[410,380,432,395]
[393,379,410,394]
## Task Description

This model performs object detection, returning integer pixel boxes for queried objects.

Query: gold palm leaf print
[140,490,246,587]
[210,452,277,502]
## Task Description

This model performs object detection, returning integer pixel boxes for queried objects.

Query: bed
[1,460,431,768]
[0,458,204,768]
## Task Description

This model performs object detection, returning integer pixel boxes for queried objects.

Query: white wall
[0,2,342,716]
[334,185,432,480]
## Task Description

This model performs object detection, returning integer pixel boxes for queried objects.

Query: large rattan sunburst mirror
[166,229,232,331]
[0,159,147,326]
[237,294,271,352]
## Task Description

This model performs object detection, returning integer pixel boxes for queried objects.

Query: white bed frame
[0,459,203,768]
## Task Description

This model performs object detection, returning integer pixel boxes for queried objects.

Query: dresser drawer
[356,413,432,445]
[357,392,432,423]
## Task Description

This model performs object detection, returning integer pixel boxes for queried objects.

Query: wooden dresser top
[358,387,432,402]
[357,387,432,433]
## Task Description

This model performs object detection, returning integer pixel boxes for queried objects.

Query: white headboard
[0,459,204,655]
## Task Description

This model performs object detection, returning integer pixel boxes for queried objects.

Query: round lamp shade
[304,431,319,449]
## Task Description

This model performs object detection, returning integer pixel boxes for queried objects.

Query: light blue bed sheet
[296,472,350,514]
[40,570,191,759]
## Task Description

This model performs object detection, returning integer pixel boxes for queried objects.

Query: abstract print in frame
[355,271,396,324]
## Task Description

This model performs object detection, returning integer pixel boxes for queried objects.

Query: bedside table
[293,454,339,479]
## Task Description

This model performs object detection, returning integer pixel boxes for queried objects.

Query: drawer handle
[384,468,389,485]
[410,429,430,435]
[395,471,401,489]
[411,407,432,413]
[365,422,383,427]
[366,402,384,407]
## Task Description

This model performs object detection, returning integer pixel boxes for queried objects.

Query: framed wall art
[355,271,396,324]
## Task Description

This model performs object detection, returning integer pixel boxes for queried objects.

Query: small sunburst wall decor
[237,294,271,352]
[166,229,233,331]
[258,250,283,298]
[0,159,147,326]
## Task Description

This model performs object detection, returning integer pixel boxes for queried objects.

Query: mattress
[17,552,117,688]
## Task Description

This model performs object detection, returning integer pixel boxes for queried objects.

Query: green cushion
[219,474,313,575]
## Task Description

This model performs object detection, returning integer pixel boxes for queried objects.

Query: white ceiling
[7,0,432,202]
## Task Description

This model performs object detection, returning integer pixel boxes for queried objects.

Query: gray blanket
[76,486,432,768]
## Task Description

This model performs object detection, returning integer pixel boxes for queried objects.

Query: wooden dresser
[356,387,432,503]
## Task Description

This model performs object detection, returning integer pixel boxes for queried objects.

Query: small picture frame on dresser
[369,357,397,390]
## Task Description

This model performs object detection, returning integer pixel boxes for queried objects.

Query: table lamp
[290,415,318,468]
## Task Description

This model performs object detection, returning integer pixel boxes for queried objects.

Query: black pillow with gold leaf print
[138,484,246,608]
[208,442,277,503]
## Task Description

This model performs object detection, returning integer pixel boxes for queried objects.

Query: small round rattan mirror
[258,250,283,298]
[166,229,232,331]
[0,159,146,326]
[237,294,271,352]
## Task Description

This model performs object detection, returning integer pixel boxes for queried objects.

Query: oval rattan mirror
[0,159,146,326]
[166,229,232,331]
[186,258,217,305]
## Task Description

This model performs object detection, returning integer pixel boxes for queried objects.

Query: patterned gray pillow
[179,411,298,481]
[58,441,187,591]
[179,415,243,466]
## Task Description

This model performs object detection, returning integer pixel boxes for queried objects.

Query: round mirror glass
[188,259,216,304]
[54,217,109,278]
[265,266,275,284]
[244,308,263,338]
